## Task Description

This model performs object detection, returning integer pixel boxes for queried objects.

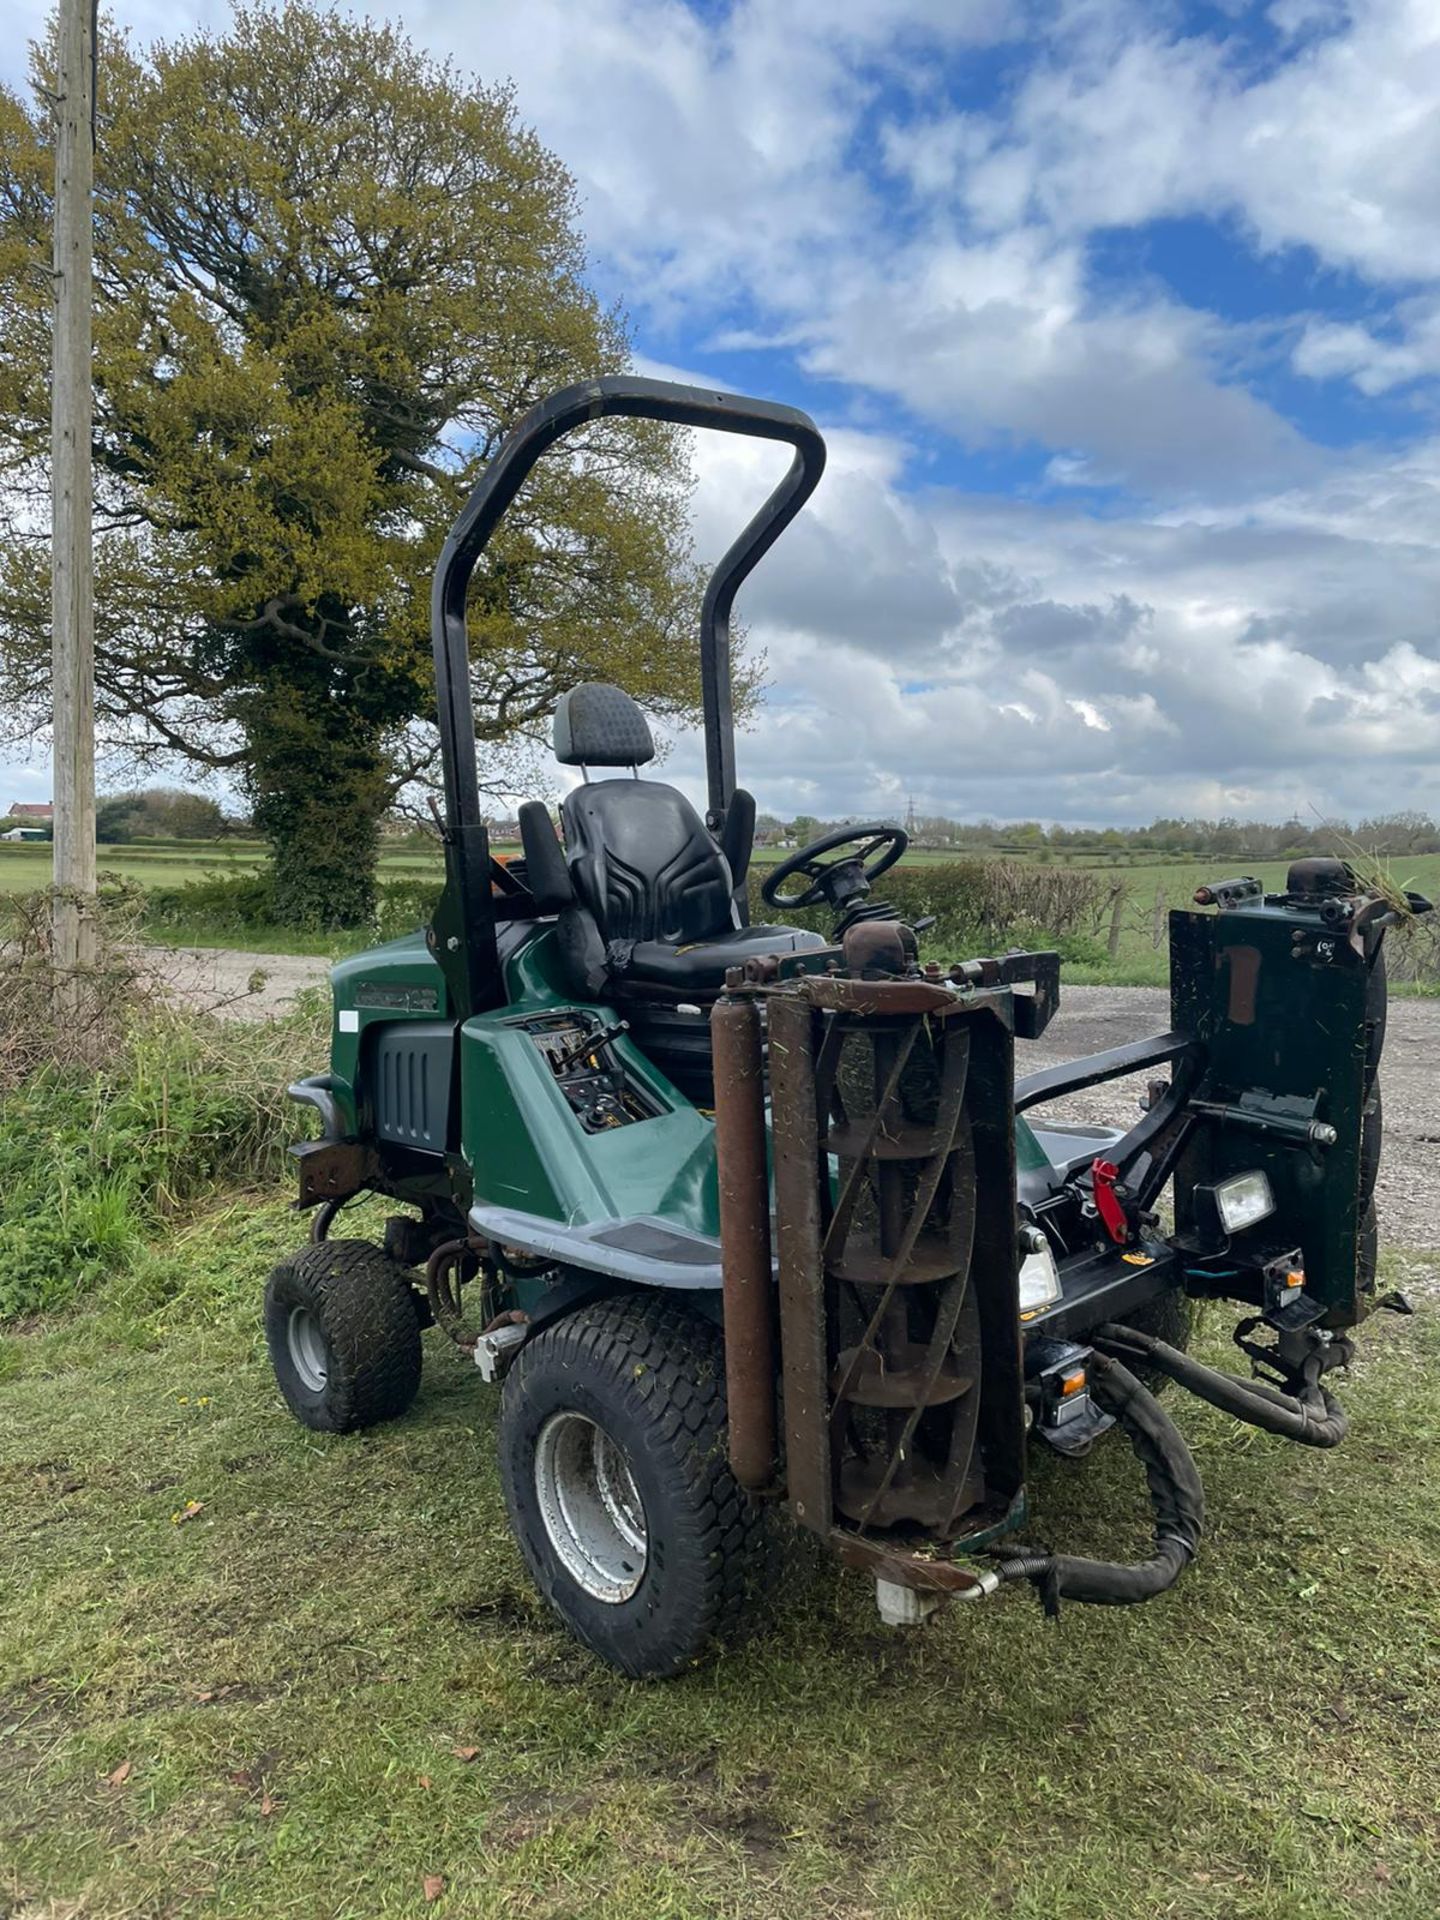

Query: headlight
[1018,1238,1061,1317]
[1213,1169,1275,1235]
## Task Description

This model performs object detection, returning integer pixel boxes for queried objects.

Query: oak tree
[0,3,711,925]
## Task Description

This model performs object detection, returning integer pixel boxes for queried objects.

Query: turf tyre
[1115,1287,1193,1392]
[264,1239,422,1433]
[498,1292,767,1678]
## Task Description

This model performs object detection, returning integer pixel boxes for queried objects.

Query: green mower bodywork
[266,375,1423,1676]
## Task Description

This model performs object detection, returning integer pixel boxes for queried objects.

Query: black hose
[1095,1322,1348,1449]
[994,1351,1204,1610]
[309,1196,344,1244]
[425,1238,478,1349]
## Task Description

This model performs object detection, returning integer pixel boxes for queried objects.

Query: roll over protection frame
[427,375,827,1018]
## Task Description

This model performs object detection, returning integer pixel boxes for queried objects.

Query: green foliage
[144,870,282,932]
[0,885,151,1089]
[0,1003,325,1321]
[94,796,136,845]
[143,867,441,943]
[145,859,1103,966]
[748,859,1112,956]
[779,811,1440,862]
[97,787,227,843]
[374,875,445,939]
[0,885,324,1320]
[0,3,714,928]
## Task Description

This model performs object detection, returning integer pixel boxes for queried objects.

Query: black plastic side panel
[368,1021,456,1153]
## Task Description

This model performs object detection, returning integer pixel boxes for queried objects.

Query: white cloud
[800,227,1310,492]
[6,0,1401,492]
[4,0,1438,829]
[1293,291,1440,393]
[641,410,1440,828]
[964,0,1440,285]
[355,0,1320,495]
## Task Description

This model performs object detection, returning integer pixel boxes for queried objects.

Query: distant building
[8,801,53,820]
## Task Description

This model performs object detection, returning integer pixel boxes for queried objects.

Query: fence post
[1107,882,1126,961]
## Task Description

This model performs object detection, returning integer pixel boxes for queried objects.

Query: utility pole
[50,0,96,992]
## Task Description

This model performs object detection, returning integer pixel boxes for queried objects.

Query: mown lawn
[3,1196,1438,1919]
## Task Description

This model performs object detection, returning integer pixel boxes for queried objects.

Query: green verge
[3,1181,1438,1915]
[0,999,329,1321]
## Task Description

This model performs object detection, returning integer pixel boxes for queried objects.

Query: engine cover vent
[368,1021,454,1152]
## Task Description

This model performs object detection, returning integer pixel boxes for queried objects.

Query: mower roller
[265,375,1429,1675]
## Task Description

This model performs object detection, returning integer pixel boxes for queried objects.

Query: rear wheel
[498,1293,768,1678]
[1115,1287,1193,1391]
[264,1239,422,1433]
[1357,1197,1380,1296]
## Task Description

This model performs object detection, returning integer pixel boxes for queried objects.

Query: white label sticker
[337,1009,360,1033]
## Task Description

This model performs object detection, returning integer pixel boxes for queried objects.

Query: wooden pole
[1106,880,1126,962]
[50,0,96,991]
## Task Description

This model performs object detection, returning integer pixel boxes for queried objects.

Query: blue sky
[5,0,1440,827]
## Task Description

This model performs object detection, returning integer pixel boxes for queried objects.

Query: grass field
[0,838,445,892]
[0,837,977,894]
[3,1185,1438,1918]
[1058,853,1440,986]
[5,839,1437,984]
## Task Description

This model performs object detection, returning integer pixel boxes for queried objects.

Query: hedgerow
[746,857,1113,957]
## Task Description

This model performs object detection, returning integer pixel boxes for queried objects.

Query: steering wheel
[760,822,908,912]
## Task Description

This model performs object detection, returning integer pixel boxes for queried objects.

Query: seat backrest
[551,681,735,947]
[561,780,735,945]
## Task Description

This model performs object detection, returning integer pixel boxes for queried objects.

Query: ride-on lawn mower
[266,376,1428,1677]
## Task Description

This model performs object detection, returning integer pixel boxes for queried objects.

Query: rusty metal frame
[710,990,778,1490]
[290,1138,379,1208]
[757,974,1028,1571]
[767,990,833,1532]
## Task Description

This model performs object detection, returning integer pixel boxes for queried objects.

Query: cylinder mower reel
[264,375,1425,1675]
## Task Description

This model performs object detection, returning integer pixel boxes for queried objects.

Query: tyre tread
[500,1291,769,1674]
[264,1239,422,1433]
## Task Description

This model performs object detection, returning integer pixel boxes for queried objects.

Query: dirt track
[149,949,1439,1253]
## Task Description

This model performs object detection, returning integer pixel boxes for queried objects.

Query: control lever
[551,1020,629,1076]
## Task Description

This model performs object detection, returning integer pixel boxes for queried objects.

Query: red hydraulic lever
[1091,1158,1130,1246]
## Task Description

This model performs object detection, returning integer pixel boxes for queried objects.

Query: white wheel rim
[287,1306,330,1393]
[534,1411,648,1603]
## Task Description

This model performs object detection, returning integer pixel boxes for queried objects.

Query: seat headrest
[553,682,655,767]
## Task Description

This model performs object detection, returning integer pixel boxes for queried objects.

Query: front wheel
[498,1294,768,1678]
[264,1239,422,1433]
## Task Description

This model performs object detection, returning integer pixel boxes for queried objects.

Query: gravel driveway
[150,949,1439,1250]
[146,944,333,1019]
[1018,984,1439,1255]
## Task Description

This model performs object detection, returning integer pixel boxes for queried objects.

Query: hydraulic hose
[994,1351,1205,1611]
[1095,1322,1349,1449]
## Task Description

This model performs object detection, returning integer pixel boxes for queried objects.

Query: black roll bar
[428,374,827,1017]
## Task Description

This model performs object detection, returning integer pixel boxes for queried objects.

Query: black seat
[521,682,826,1003]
